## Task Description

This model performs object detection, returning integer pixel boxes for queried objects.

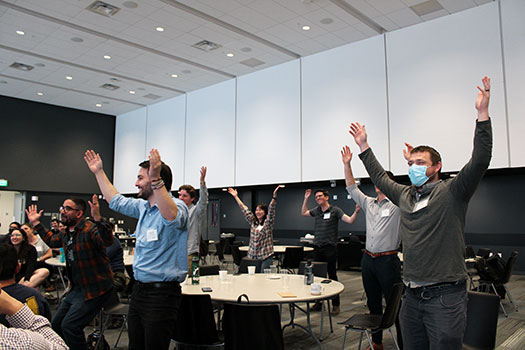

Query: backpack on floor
[86,331,110,350]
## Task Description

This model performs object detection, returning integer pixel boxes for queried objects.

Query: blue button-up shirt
[110,194,189,283]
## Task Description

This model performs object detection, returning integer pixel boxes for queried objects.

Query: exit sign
[0,179,7,187]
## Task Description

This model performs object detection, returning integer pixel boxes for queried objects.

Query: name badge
[146,228,158,242]
[413,198,429,213]
[323,213,331,220]
[381,209,390,217]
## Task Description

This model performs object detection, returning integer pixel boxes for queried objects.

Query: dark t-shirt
[0,283,52,326]
[310,205,344,246]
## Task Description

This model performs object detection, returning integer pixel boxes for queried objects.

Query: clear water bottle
[191,256,200,285]
[304,260,313,285]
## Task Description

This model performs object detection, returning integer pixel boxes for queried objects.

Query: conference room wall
[501,0,525,167]
[0,95,115,194]
[387,1,508,175]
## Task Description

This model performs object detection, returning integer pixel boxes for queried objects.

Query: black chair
[298,261,328,278]
[200,239,210,265]
[478,251,519,317]
[463,291,500,350]
[97,289,129,350]
[223,299,284,350]
[215,240,225,262]
[200,264,220,276]
[339,283,403,350]
[230,245,246,273]
[465,245,476,259]
[337,238,363,270]
[238,257,262,273]
[477,248,492,259]
[281,247,303,273]
[172,294,223,349]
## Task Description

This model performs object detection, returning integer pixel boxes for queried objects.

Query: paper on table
[278,291,296,298]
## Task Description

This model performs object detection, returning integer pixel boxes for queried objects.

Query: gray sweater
[359,120,492,282]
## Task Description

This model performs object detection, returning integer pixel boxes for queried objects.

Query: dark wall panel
[0,96,115,193]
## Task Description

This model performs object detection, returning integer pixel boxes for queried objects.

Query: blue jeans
[128,281,182,350]
[361,253,402,345]
[52,287,112,350]
[400,281,467,350]
[261,256,273,271]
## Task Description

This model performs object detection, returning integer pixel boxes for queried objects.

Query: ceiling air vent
[10,62,34,71]
[87,1,120,17]
[100,83,120,90]
[192,40,222,52]
[410,0,443,16]
[240,58,265,67]
[144,93,161,100]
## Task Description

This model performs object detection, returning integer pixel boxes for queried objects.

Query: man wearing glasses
[26,196,114,350]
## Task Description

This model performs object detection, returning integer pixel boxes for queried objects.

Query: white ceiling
[0,0,492,115]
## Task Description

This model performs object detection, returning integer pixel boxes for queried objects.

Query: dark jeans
[400,280,467,350]
[52,287,112,350]
[128,281,182,350]
[314,245,339,306]
[361,253,402,346]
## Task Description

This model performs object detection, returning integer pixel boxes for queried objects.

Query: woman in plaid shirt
[228,185,282,271]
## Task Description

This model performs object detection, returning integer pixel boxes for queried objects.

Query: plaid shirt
[1,304,68,350]
[35,218,114,300]
[241,201,275,260]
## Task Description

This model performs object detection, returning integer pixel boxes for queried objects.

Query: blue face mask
[408,164,429,187]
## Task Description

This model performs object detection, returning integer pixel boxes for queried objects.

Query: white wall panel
[501,0,525,167]
[114,107,147,194]
[387,2,507,175]
[302,35,389,181]
[186,79,236,188]
[236,60,301,186]
[145,96,186,190]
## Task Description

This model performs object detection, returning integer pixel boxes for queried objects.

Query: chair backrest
[465,245,476,258]
[499,251,518,284]
[463,291,500,350]
[378,283,404,330]
[477,248,492,259]
[298,261,328,278]
[223,302,284,350]
[200,264,220,276]
[281,247,304,270]
[231,245,243,266]
[172,294,220,346]
[215,240,225,261]
[239,257,262,273]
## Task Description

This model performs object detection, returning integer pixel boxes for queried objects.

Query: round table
[238,245,314,253]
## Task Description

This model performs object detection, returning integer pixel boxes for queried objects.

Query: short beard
[138,186,153,200]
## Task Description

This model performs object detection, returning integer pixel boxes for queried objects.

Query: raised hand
[403,143,414,161]
[25,205,43,226]
[148,149,162,179]
[476,76,491,121]
[84,150,104,174]
[227,187,238,197]
[88,194,101,222]
[341,145,353,164]
[273,185,283,198]
[304,189,311,199]
[200,166,207,183]
[349,122,369,152]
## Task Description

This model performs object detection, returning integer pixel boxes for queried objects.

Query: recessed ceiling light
[37,92,44,96]
[95,103,102,107]
[171,74,178,78]
[66,76,73,80]
[103,55,111,60]
[16,30,25,35]
[226,53,234,57]
[129,90,135,94]
[156,26,165,32]
[302,25,311,31]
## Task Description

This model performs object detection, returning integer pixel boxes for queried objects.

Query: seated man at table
[0,243,52,327]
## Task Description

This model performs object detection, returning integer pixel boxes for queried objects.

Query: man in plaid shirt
[26,195,114,350]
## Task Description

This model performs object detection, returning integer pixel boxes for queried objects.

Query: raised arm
[227,188,247,210]
[84,150,118,203]
[26,205,62,248]
[341,146,356,187]
[88,194,114,247]
[270,185,282,207]
[301,189,312,217]
[342,205,360,224]
[197,166,209,212]
[148,149,178,221]
[476,76,490,122]
[349,122,370,153]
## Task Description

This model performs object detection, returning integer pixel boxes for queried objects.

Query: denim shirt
[110,194,189,283]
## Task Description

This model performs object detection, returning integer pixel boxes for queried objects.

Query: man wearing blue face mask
[348,76,492,350]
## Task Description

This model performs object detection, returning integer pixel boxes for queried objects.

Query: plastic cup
[219,270,227,280]
[247,266,256,275]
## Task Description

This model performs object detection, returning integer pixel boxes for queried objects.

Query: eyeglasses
[60,206,80,213]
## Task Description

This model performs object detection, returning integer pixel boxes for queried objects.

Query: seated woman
[9,228,49,288]
[227,185,281,271]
